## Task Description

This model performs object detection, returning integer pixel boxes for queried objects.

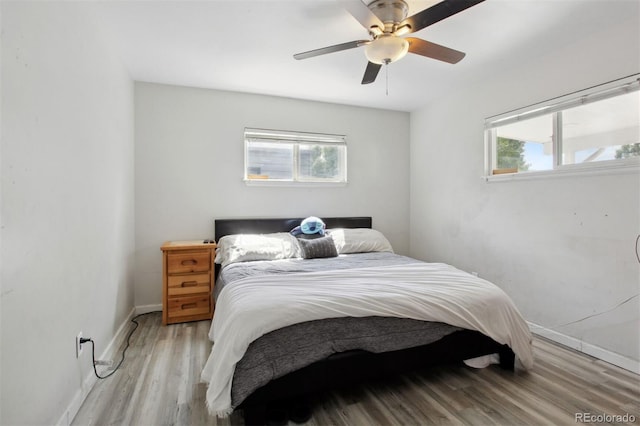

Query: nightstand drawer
[167,295,211,319]
[167,273,210,296]
[167,251,210,274]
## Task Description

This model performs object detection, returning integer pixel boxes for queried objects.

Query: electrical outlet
[76,331,84,358]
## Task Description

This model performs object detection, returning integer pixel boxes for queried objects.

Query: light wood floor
[73,312,639,425]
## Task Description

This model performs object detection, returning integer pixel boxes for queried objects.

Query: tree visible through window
[497,137,530,171]
[305,145,339,179]
[616,143,640,159]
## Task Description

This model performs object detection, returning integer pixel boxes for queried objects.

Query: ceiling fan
[294,0,485,84]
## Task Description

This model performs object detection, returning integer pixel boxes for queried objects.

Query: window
[244,128,347,184]
[485,75,640,178]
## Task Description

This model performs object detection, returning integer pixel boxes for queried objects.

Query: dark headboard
[214,216,372,242]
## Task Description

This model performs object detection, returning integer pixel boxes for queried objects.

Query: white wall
[410,3,639,369]
[1,2,135,424]
[134,82,410,307]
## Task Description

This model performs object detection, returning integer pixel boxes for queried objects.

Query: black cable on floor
[85,311,161,380]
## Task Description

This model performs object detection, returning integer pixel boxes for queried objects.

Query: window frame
[484,75,640,182]
[244,128,348,186]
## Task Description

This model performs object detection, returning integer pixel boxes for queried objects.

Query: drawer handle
[181,281,198,287]
[181,303,198,309]
[181,259,197,266]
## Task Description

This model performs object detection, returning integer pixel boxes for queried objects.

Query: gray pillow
[298,236,338,259]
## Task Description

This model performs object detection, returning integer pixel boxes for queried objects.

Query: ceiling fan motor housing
[367,0,409,26]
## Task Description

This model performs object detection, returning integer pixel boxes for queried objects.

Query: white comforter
[201,262,534,416]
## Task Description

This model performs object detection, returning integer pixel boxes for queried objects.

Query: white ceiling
[86,0,639,112]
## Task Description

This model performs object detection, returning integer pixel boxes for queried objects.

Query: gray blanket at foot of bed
[231,316,461,407]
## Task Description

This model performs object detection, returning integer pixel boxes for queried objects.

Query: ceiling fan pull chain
[385,60,389,96]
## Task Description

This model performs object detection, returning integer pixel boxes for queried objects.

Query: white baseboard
[135,303,162,315]
[56,307,137,426]
[528,321,640,374]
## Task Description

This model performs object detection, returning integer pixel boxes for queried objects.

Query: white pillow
[326,228,394,254]
[215,232,301,267]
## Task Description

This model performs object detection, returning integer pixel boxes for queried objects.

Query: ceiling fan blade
[361,61,382,84]
[294,40,370,60]
[400,0,485,34]
[406,37,465,64]
[339,0,385,33]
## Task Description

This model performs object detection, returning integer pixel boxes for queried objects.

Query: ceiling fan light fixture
[364,35,409,65]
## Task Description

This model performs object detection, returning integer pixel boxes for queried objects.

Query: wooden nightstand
[161,240,216,325]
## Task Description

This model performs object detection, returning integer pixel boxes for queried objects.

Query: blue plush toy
[291,216,325,236]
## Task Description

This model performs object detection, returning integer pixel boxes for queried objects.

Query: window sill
[483,158,640,182]
[244,179,348,188]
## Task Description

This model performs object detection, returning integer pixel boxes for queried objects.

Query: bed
[201,216,533,425]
